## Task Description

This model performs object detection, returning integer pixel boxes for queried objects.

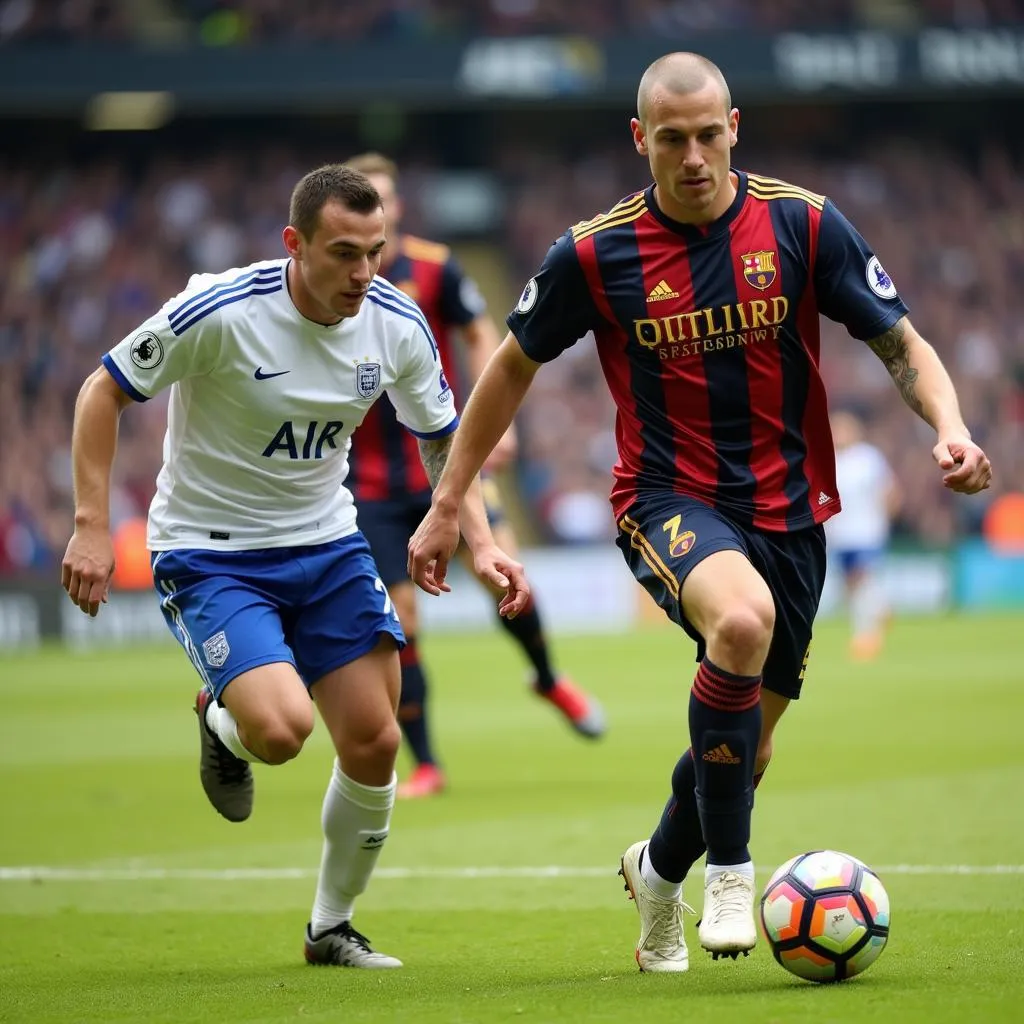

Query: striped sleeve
[102,267,281,400]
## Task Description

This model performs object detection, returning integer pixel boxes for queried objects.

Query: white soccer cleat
[304,921,403,968]
[698,871,758,959]
[618,841,692,973]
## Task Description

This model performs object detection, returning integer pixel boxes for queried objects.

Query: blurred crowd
[2,123,1023,572]
[3,0,1024,44]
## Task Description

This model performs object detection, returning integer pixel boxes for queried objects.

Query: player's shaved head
[637,52,731,123]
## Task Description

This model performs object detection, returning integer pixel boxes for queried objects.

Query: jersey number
[374,577,398,619]
[262,420,343,459]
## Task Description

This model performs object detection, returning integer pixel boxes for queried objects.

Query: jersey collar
[643,168,748,241]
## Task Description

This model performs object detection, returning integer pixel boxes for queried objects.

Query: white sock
[706,860,755,885]
[204,698,262,763]
[640,844,682,900]
[850,575,886,638]
[310,760,396,937]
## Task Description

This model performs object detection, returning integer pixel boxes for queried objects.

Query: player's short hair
[637,52,732,121]
[289,164,382,239]
[343,152,399,186]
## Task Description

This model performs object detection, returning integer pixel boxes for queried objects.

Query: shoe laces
[211,736,249,786]
[335,922,373,953]
[643,891,695,953]
[706,873,752,923]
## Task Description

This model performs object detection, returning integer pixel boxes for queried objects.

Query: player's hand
[408,503,461,596]
[933,434,992,494]
[483,424,518,473]
[61,526,115,617]
[471,544,530,619]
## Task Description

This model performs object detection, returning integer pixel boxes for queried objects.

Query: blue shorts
[151,533,405,698]
[359,476,505,588]
[616,493,826,700]
[836,548,883,575]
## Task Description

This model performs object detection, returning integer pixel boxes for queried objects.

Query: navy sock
[648,751,773,883]
[397,637,437,767]
[689,658,762,866]
[496,595,557,691]
[647,749,705,884]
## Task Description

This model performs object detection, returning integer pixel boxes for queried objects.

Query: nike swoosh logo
[254,367,291,380]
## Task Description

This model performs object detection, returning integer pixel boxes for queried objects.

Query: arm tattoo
[866,318,923,418]
[418,433,454,491]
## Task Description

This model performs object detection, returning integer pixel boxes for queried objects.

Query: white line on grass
[1,864,1022,883]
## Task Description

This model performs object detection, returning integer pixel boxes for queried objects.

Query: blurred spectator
[4,0,1024,45]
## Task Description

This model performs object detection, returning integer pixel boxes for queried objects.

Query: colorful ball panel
[808,893,867,955]
[858,871,891,927]
[791,849,858,892]
[778,944,838,983]
[845,933,888,977]
[765,854,801,891]
[761,882,805,943]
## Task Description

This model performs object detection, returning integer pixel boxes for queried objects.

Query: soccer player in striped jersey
[409,53,992,970]
[342,153,605,800]
[60,165,528,969]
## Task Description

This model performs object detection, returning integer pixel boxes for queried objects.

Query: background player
[60,164,527,969]
[827,409,901,660]
[408,52,991,970]
[342,152,605,800]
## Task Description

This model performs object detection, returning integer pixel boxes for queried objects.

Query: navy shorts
[358,476,506,588]
[151,533,405,698]
[615,493,826,700]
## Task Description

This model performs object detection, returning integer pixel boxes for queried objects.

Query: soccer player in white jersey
[60,165,528,969]
[827,410,901,660]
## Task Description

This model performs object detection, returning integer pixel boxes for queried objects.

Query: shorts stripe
[159,579,210,687]
[619,514,679,599]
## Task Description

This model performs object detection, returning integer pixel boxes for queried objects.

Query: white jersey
[827,442,895,551]
[103,259,457,551]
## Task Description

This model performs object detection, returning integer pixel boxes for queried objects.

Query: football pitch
[1,612,1022,1023]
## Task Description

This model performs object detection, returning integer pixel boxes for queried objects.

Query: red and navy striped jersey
[507,170,909,532]
[348,234,487,501]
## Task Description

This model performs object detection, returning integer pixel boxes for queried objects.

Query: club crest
[130,331,164,369]
[741,251,777,291]
[202,630,230,668]
[356,361,381,399]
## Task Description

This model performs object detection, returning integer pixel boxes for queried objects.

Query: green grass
[1,613,1023,1023]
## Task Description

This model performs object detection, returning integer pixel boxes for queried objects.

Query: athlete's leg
[291,534,405,967]
[845,554,887,659]
[358,497,443,791]
[152,548,316,822]
[302,638,402,968]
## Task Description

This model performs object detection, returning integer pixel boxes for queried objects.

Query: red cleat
[533,677,606,739]
[396,763,446,800]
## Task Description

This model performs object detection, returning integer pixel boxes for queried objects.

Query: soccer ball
[760,849,890,982]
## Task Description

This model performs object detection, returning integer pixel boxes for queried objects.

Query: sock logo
[702,743,741,765]
[361,831,388,851]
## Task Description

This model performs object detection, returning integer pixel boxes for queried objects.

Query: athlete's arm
[866,316,991,493]
[408,334,541,593]
[460,314,518,469]
[61,367,135,616]
[416,426,530,615]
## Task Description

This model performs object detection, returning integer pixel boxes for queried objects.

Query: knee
[709,600,775,667]
[250,707,315,765]
[347,715,402,769]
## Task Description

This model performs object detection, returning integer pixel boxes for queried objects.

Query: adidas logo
[817,491,832,506]
[647,279,679,302]
[702,743,741,765]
